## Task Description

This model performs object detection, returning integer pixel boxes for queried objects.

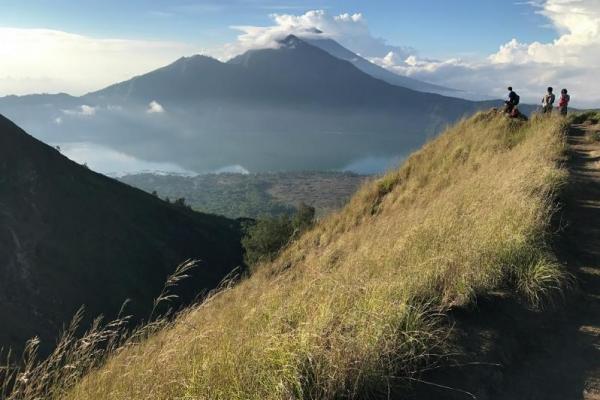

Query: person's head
[508,86,513,92]
[561,88,568,94]
[547,87,553,93]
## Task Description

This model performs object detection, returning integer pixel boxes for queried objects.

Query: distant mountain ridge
[0,114,244,354]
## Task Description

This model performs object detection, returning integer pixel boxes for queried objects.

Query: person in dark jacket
[504,86,519,115]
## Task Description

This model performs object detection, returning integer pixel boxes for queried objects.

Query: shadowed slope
[0,114,244,355]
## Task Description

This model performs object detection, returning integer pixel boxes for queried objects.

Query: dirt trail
[411,122,600,400]
[552,123,600,398]
[501,123,600,399]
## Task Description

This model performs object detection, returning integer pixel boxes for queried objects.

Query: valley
[118,171,368,219]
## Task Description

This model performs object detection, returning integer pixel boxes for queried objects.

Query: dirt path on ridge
[410,122,600,400]
[550,123,600,398]
[501,123,600,399]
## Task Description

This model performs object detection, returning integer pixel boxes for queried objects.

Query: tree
[291,202,315,235]
[242,203,316,268]
[174,197,190,209]
[242,216,294,267]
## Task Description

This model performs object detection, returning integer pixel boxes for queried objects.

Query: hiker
[558,89,570,116]
[504,86,520,116]
[541,87,555,114]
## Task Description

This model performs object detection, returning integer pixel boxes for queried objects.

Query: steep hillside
[55,111,570,399]
[0,114,244,355]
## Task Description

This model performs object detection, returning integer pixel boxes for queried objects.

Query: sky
[0,0,598,106]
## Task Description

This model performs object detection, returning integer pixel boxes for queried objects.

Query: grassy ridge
[65,111,569,399]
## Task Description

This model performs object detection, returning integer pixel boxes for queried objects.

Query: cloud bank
[367,0,600,106]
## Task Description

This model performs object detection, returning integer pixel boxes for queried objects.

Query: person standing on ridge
[504,86,520,116]
[558,89,570,116]
[541,87,555,114]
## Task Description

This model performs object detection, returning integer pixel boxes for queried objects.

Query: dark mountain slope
[92,35,476,113]
[0,114,244,354]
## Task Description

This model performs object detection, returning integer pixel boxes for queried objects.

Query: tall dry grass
[0,260,198,400]
[6,111,572,399]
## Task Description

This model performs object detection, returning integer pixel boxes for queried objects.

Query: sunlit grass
[4,110,572,399]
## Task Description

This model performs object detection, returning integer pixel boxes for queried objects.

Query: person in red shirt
[558,89,570,116]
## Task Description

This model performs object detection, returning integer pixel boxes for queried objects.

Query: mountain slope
[304,37,457,95]
[93,35,474,111]
[62,112,570,399]
[0,36,498,174]
[0,114,244,354]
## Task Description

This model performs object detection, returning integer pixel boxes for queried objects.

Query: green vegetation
[570,110,600,125]
[3,111,572,399]
[569,111,600,143]
[119,172,366,219]
[242,203,316,266]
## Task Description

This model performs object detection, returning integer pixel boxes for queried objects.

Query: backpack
[513,94,520,105]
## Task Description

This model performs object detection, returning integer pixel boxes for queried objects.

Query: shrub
[242,203,316,267]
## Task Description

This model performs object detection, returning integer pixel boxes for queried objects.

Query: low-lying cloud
[147,101,165,114]
[62,104,97,116]
[57,142,197,177]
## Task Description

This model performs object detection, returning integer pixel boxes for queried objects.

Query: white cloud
[216,10,414,60]
[54,117,63,125]
[62,104,97,116]
[0,27,200,96]
[147,100,165,114]
[214,165,250,174]
[368,0,600,106]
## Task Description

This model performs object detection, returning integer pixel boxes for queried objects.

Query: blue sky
[0,0,555,58]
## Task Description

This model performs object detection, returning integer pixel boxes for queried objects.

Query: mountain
[0,35,499,174]
[303,37,457,95]
[90,35,467,110]
[0,114,244,354]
